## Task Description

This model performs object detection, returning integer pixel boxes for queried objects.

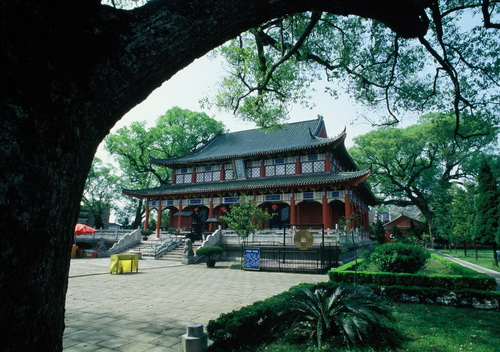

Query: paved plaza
[64,258,328,351]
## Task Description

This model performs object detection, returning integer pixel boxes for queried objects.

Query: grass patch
[439,249,499,272]
[359,255,462,276]
[246,302,500,352]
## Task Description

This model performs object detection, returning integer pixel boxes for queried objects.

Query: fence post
[182,323,207,352]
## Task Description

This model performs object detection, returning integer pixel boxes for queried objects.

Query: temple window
[246,160,260,178]
[224,163,234,180]
[264,157,295,177]
[176,167,193,184]
[196,165,221,183]
[301,154,325,173]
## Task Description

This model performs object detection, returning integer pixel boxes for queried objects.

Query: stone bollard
[182,322,207,352]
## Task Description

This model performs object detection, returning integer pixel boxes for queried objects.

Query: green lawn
[439,249,499,272]
[248,302,500,352]
[358,255,468,275]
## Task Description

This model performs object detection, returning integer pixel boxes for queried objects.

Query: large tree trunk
[1,1,429,350]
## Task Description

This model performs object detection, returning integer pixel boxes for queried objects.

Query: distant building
[77,206,110,229]
[370,209,390,223]
[123,117,377,237]
[108,222,122,230]
[383,215,426,242]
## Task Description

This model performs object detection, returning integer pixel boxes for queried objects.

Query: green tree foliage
[370,219,386,244]
[105,107,225,227]
[283,286,397,348]
[82,158,120,228]
[221,196,271,242]
[431,179,454,246]
[106,107,225,186]
[212,4,499,130]
[450,184,475,256]
[370,242,431,273]
[472,159,500,266]
[350,113,497,238]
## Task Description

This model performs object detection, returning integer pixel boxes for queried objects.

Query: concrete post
[182,323,207,352]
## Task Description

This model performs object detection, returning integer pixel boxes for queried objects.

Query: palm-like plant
[284,286,396,348]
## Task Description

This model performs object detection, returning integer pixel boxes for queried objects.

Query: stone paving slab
[64,258,328,351]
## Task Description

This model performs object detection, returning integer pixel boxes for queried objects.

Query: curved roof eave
[150,119,347,167]
[122,169,370,198]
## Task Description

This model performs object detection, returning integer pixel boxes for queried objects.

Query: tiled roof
[151,117,345,166]
[123,170,373,200]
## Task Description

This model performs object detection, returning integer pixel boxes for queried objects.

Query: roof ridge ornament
[308,127,315,139]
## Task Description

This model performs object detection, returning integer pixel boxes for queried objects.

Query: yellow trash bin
[110,254,139,274]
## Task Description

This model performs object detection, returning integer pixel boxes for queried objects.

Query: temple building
[123,116,377,237]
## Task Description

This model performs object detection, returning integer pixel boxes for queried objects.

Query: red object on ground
[74,223,97,236]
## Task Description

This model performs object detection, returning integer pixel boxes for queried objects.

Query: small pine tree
[472,160,499,266]
[221,196,271,244]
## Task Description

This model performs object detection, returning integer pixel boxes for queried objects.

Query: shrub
[196,246,224,259]
[282,286,400,348]
[370,242,430,273]
[141,229,154,236]
[207,284,314,351]
[206,281,499,351]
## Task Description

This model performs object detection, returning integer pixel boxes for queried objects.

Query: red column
[260,160,265,177]
[295,155,302,174]
[220,164,225,181]
[325,152,331,172]
[322,194,328,229]
[172,169,177,184]
[156,201,162,238]
[208,196,214,232]
[168,209,174,229]
[296,199,301,225]
[290,192,296,226]
[344,189,352,230]
[192,167,197,183]
[177,198,183,230]
[144,200,150,230]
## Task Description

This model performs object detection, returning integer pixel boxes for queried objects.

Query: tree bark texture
[0,1,429,350]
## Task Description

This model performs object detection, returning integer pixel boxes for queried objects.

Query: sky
[95,53,381,161]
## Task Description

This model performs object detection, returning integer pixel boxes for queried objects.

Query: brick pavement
[64,258,328,351]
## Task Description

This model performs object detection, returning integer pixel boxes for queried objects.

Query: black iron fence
[241,243,341,274]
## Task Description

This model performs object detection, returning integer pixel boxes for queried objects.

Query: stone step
[157,244,201,261]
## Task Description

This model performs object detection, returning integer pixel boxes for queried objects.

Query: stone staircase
[157,242,201,262]
[122,236,201,263]
[126,239,158,259]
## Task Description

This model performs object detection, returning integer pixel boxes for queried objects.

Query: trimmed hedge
[207,281,499,351]
[329,258,497,291]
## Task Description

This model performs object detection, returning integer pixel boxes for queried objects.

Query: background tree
[472,159,499,266]
[369,219,386,244]
[350,113,497,239]
[105,107,225,227]
[432,179,454,247]
[450,184,475,257]
[81,158,120,228]
[1,1,497,350]
[221,196,271,244]
[212,5,499,131]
